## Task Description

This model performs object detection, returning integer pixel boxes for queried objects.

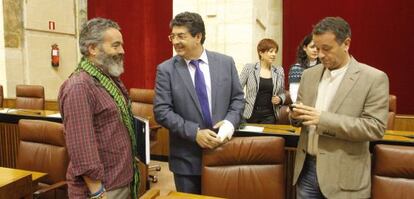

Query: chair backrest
[387,95,397,130]
[17,119,68,185]
[0,84,3,107]
[202,136,285,199]
[129,88,157,126]
[372,144,414,199]
[16,85,45,110]
[277,90,292,125]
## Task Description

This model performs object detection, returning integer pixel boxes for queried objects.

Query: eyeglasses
[168,32,189,42]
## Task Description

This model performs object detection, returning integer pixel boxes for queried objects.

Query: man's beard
[95,51,124,77]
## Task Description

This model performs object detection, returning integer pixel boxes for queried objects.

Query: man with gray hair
[58,18,139,199]
[290,17,389,198]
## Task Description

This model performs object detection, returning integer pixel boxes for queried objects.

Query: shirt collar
[330,61,349,78]
[185,48,209,66]
[324,60,349,80]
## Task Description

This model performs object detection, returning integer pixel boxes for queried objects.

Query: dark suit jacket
[154,50,245,175]
[292,57,389,198]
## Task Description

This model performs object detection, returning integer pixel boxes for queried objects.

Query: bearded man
[58,18,139,199]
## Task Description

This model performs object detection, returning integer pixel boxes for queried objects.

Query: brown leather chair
[387,95,397,130]
[17,119,69,199]
[0,84,3,107]
[202,136,285,199]
[129,88,161,183]
[16,85,45,110]
[277,90,292,125]
[372,144,414,199]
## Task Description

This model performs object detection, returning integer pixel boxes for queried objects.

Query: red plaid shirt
[58,71,133,198]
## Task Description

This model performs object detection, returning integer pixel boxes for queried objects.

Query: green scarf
[76,57,139,198]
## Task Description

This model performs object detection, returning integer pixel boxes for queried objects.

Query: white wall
[0,1,7,94]
[173,0,283,72]
[22,0,78,100]
[2,0,82,100]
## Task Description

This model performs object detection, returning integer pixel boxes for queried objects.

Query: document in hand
[134,116,150,164]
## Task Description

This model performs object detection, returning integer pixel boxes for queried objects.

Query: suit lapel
[307,66,325,107]
[254,63,260,92]
[174,56,203,114]
[207,51,219,121]
[329,57,361,113]
[271,65,279,95]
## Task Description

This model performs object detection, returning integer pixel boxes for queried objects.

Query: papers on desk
[46,113,61,118]
[0,108,10,113]
[238,125,264,132]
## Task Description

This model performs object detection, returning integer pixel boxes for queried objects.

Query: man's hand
[291,103,321,125]
[196,129,221,149]
[271,96,281,105]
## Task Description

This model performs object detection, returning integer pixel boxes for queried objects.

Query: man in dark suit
[290,17,389,198]
[154,11,244,194]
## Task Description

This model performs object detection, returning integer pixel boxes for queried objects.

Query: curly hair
[170,12,206,44]
[296,33,319,67]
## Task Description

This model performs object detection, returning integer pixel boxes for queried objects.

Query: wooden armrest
[34,181,67,196]
[140,189,160,199]
[150,125,161,131]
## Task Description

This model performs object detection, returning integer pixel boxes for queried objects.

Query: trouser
[296,155,326,199]
[106,185,130,199]
[173,173,201,194]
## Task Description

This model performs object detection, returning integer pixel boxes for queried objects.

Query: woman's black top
[254,77,273,110]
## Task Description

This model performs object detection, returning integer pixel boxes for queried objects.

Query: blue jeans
[173,173,201,194]
[296,155,326,199]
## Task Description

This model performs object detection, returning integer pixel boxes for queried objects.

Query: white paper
[238,125,264,132]
[0,108,10,113]
[217,120,234,142]
[289,83,300,102]
[46,113,62,118]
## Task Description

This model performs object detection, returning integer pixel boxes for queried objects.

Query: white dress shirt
[185,49,212,114]
[185,49,234,141]
[307,63,349,155]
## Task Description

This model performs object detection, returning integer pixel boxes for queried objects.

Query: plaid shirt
[58,71,133,198]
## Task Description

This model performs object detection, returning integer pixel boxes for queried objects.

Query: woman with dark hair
[288,34,320,102]
[240,38,285,124]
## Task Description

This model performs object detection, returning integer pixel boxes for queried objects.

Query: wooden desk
[236,124,414,148]
[0,167,47,199]
[0,108,61,124]
[165,191,225,199]
[140,189,226,199]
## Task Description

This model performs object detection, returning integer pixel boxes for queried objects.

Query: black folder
[134,116,150,165]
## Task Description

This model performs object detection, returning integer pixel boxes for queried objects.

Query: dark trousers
[173,173,201,194]
[296,155,326,199]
